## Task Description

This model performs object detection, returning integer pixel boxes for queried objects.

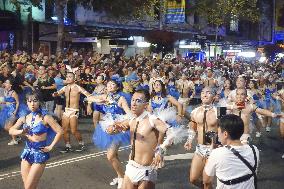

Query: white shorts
[178,97,190,105]
[125,160,157,185]
[63,108,79,118]
[195,144,211,158]
[240,134,251,144]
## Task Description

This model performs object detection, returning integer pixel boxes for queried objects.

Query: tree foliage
[264,44,284,58]
[78,0,159,19]
[10,0,159,19]
[189,0,260,27]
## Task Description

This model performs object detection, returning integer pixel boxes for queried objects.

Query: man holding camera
[184,87,219,186]
[203,114,259,189]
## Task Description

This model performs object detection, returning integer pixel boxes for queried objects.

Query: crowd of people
[0,48,284,189]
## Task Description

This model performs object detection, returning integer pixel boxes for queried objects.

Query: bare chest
[130,119,156,142]
[194,108,218,127]
[65,86,80,98]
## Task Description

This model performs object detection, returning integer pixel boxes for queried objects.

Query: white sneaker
[110,178,118,186]
[255,132,261,138]
[117,178,123,189]
[8,140,18,146]
[282,154,284,159]
[266,126,271,132]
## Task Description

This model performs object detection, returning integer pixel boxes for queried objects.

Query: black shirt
[37,77,56,102]
[80,73,94,93]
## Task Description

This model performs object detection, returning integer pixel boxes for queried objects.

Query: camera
[217,107,227,119]
[205,131,218,145]
[276,82,283,91]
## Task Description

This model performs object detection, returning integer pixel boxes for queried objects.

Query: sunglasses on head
[27,98,39,103]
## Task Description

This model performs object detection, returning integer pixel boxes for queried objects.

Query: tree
[11,0,159,53]
[264,44,284,59]
[189,0,259,59]
[145,30,176,54]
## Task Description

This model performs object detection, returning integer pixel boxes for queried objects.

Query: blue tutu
[91,92,106,113]
[167,119,180,128]
[93,123,130,150]
[274,99,282,113]
[20,140,50,164]
[92,92,130,150]
[92,103,105,113]
[0,103,16,128]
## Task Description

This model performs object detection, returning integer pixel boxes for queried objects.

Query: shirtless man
[184,87,219,186]
[203,69,218,88]
[227,88,283,144]
[176,73,194,117]
[107,90,168,189]
[227,76,253,103]
[53,72,91,153]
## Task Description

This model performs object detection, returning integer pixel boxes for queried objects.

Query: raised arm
[9,117,26,136]
[106,119,130,135]
[87,94,107,103]
[11,91,19,115]
[255,105,278,118]
[184,111,197,150]
[53,86,66,97]
[78,85,91,97]
[118,96,132,115]
[168,95,183,119]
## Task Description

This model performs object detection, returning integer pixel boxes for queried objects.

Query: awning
[0,10,21,31]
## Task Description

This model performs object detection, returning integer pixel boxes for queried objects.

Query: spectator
[203,114,259,189]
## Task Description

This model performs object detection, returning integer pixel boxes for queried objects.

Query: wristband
[271,113,276,118]
[154,145,166,157]
[187,129,196,142]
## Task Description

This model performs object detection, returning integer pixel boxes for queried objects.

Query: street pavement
[0,118,283,189]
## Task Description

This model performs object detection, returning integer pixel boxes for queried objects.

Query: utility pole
[159,0,164,30]
[272,0,276,43]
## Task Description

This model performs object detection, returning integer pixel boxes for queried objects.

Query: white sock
[79,141,84,145]
[66,143,71,148]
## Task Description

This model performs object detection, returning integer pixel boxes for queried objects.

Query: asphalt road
[0,118,283,189]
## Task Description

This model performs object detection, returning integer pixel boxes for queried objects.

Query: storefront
[0,10,21,50]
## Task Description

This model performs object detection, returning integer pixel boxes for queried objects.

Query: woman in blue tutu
[9,92,62,189]
[262,75,278,132]
[0,77,26,145]
[187,72,204,113]
[136,73,149,91]
[248,79,264,137]
[217,79,232,102]
[89,74,106,128]
[274,87,284,158]
[149,79,183,126]
[166,72,180,101]
[87,79,132,188]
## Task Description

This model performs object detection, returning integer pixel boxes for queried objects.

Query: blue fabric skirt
[92,103,105,114]
[93,123,130,150]
[0,104,16,128]
[21,140,50,164]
